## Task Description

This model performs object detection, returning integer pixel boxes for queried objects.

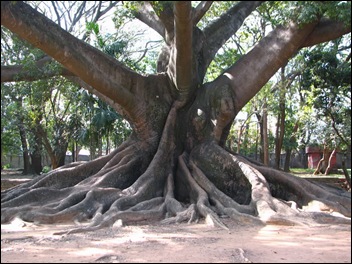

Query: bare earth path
[1,219,351,263]
[1,170,351,263]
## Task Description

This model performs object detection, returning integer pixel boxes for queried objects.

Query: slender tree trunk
[256,100,269,165]
[243,123,250,156]
[314,143,329,175]
[274,67,286,170]
[71,143,76,162]
[30,131,43,174]
[255,112,264,162]
[76,144,80,162]
[15,98,31,174]
[98,134,103,157]
[106,128,110,155]
[341,153,351,190]
[237,122,245,153]
[255,122,259,161]
[284,121,299,172]
[324,147,337,175]
[262,101,269,166]
[18,122,31,174]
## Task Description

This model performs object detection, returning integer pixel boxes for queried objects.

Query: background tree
[300,43,351,183]
[1,2,135,172]
[1,1,351,233]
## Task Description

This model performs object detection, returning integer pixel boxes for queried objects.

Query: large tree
[1,1,351,233]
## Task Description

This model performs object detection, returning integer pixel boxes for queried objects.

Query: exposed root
[162,204,198,224]
[164,173,186,214]
[1,130,351,234]
[51,104,181,234]
[248,159,351,218]
[177,153,229,230]
[189,159,262,226]
[54,205,166,235]
[190,142,351,227]
[1,140,149,225]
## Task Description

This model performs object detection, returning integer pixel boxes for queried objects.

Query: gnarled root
[1,138,350,234]
[189,142,351,226]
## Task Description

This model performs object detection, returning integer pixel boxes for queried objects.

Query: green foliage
[259,1,351,27]
[149,1,173,16]
[86,22,106,49]
[2,164,11,169]
[73,90,132,153]
[206,47,242,82]
[196,2,235,30]
[104,41,128,58]
[42,166,51,173]
[299,44,351,150]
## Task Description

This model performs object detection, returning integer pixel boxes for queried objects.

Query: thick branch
[1,57,74,82]
[222,21,319,113]
[301,19,351,48]
[1,1,140,114]
[150,1,175,43]
[192,1,213,25]
[203,1,264,67]
[134,2,165,38]
[223,19,350,114]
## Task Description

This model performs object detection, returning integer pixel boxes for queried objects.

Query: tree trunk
[18,122,31,175]
[30,134,43,174]
[284,121,299,172]
[1,1,351,233]
[314,144,330,175]
[15,98,31,175]
[341,153,351,190]
[274,67,286,170]
[262,101,269,166]
[71,144,76,163]
[324,147,337,175]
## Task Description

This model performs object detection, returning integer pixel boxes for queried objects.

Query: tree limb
[1,57,75,82]
[221,19,350,114]
[134,2,165,39]
[220,21,319,114]
[149,1,175,43]
[193,1,213,25]
[301,19,351,48]
[203,1,264,67]
[1,1,141,115]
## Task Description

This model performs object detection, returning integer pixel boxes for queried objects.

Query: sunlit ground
[1,216,351,263]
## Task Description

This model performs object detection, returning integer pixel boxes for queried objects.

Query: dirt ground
[1,170,351,263]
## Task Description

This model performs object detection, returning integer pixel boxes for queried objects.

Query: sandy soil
[1,170,351,263]
[1,219,351,263]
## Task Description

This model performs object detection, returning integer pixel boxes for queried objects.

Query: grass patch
[290,168,350,178]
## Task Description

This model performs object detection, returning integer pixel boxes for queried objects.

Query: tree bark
[324,147,337,175]
[15,98,31,175]
[314,143,330,175]
[274,67,286,170]
[262,101,269,166]
[284,121,299,172]
[30,129,43,174]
